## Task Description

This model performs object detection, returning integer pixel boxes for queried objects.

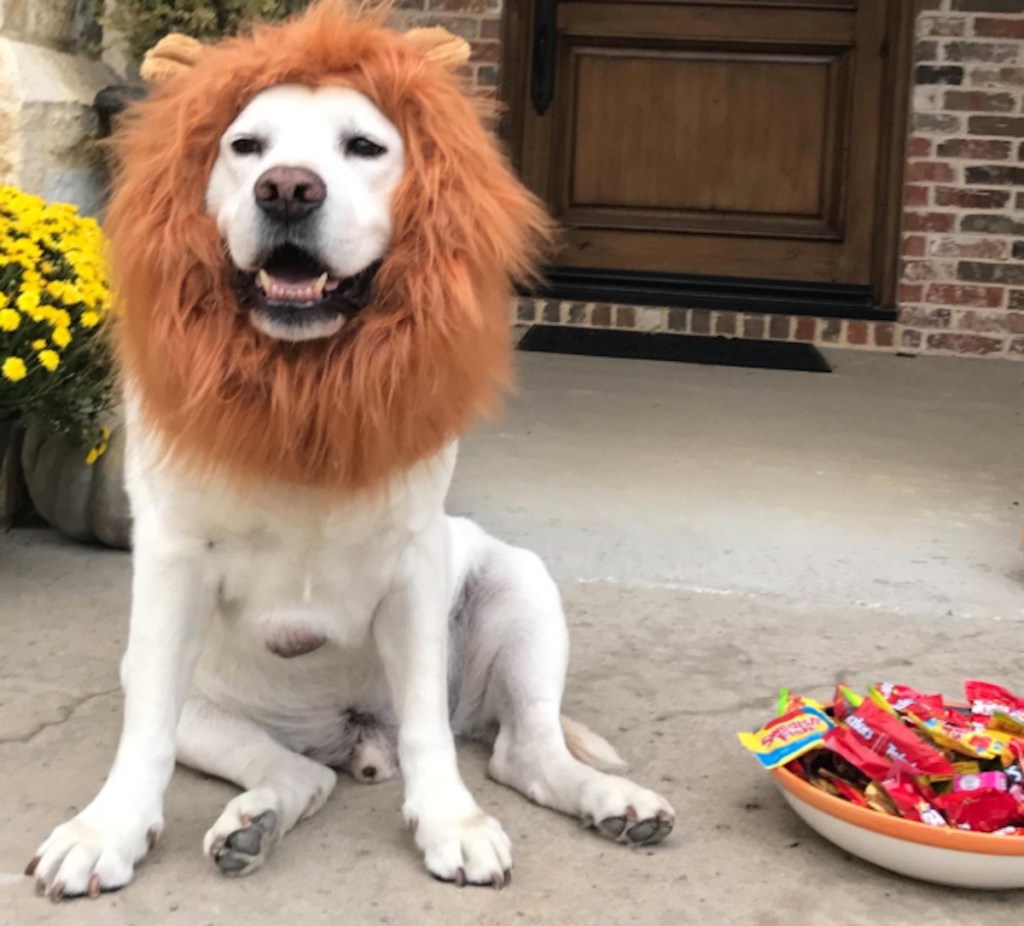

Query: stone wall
[0,0,117,214]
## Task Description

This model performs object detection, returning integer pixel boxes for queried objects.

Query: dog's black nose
[254,166,326,221]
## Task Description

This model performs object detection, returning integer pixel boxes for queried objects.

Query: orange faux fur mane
[107,2,549,494]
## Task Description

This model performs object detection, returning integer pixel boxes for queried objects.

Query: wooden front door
[502,0,912,311]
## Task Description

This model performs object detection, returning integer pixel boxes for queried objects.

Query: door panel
[506,0,910,304]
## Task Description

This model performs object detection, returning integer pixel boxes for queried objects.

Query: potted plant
[0,183,124,542]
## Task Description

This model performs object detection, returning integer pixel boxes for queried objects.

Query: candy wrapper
[737,704,834,770]
[738,679,1024,834]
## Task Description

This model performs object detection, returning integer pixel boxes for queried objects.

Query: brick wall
[901,0,1024,358]
[392,0,502,91]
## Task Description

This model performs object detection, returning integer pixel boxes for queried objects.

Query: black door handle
[531,0,559,115]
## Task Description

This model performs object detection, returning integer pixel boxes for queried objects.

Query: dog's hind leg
[448,518,676,847]
[176,697,337,876]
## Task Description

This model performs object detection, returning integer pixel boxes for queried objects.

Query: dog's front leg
[374,518,511,889]
[28,516,214,900]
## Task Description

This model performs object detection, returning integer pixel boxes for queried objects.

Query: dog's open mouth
[236,244,380,341]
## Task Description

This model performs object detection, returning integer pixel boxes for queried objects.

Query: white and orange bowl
[773,765,1024,889]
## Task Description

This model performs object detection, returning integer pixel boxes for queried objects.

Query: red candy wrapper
[841,700,955,778]
[965,680,1024,726]
[933,789,1021,833]
[881,770,947,827]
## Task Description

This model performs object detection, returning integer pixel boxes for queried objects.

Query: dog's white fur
[30,87,674,900]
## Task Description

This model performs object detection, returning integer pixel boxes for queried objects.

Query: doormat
[517,326,832,373]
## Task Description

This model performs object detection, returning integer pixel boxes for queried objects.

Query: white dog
[28,71,674,902]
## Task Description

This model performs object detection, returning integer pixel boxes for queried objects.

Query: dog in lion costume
[26,1,674,900]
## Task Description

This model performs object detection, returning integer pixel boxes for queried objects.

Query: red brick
[968,116,1024,136]
[402,13,481,38]
[768,315,791,340]
[902,259,956,281]
[913,113,963,133]
[919,14,967,36]
[1010,290,1024,310]
[907,136,933,157]
[742,314,765,339]
[929,237,1009,259]
[428,0,499,10]
[591,305,610,327]
[847,321,869,345]
[953,0,1024,11]
[904,184,930,207]
[901,306,953,328]
[925,283,1006,307]
[933,186,1012,208]
[904,212,957,232]
[690,309,711,334]
[794,317,817,342]
[906,161,957,182]
[924,332,1005,354]
[874,323,896,348]
[968,66,1024,88]
[935,138,1012,158]
[903,234,928,257]
[974,17,1024,38]
[714,311,737,336]
[667,309,688,331]
[480,18,500,39]
[470,39,500,63]
[956,310,1024,332]
[615,306,635,328]
[944,89,1017,111]
[1009,337,1024,356]
[900,328,923,350]
[943,41,1020,63]
[900,283,925,303]
[820,319,842,343]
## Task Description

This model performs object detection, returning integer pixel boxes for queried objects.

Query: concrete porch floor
[2,348,1023,925]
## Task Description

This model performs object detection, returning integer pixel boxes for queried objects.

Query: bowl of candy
[739,681,1024,889]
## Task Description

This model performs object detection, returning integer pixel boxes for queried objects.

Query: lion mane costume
[108,1,550,493]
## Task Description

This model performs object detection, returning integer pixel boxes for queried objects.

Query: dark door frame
[499,0,915,317]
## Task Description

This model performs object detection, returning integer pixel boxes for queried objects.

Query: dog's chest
[193,486,406,652]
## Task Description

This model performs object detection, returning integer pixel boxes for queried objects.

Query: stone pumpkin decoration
[21,413,131,548]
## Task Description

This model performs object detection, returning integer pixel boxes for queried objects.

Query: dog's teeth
[313,273,328,296]
[257,269,271,292]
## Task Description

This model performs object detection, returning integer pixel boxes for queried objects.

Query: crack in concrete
[0,687,119,747]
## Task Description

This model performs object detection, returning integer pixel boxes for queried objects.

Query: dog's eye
[345,136,386,158]
[231,137,264,156]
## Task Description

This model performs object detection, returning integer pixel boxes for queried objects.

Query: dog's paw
[27,809,160,901]
[580,776,675,846]
[411,810,512,889]
[203,790,282,877]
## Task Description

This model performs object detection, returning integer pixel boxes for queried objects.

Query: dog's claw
[87,874,101,899]
[146,826,159,851]
[24,856,40,877]
[454,867,466,887]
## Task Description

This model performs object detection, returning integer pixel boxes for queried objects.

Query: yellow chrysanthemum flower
[16,290,39,312]
[31,339,45,350]
[2,356,27,381]
[0,308,19,331]
[52,326,71,348]
[37,349,60,372]
[80,310,100,328]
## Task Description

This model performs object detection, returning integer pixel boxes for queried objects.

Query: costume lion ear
[140,33,207,84]
[403,26,471,71]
